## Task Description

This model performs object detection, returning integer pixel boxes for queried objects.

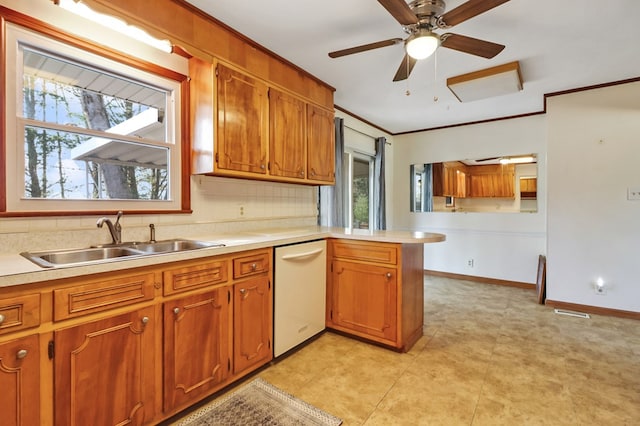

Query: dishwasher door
[274,239,326,357]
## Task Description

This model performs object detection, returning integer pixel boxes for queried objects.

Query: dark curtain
[318,117,345,227]
[374,137,386,229]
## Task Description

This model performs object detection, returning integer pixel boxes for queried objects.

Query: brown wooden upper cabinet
[467,164,515,198]
[217,63,269,175]
[307,104,336,183]
[190,58,335,185]
[433,162,466,198]
[432,162,515,198]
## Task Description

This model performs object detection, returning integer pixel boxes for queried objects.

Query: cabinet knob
[16,349,28,359]
[251,263,257,271]
[260,164,266,170]
[300,171,305,177]
[173,307,180,315]
[141,316,149,325]
[0,314,5,325]
[386,272,392,278]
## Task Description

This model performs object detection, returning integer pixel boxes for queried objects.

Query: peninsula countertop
[0,227,445,288]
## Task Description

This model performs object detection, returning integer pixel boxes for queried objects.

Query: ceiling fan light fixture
[405,31,440,60]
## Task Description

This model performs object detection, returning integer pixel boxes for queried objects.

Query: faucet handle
[149,224,156,243]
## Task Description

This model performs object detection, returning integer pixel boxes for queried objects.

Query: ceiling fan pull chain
[405,55,411,96]
[433,50,440,102]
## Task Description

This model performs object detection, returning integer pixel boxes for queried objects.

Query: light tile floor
[258,275,640,425]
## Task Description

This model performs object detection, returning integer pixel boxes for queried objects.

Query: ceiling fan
[328,0,510,81]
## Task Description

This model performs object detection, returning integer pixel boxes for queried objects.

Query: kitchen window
[2,20,189,215]
[344,151,375,229]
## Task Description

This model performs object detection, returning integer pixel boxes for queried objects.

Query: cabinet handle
[386,272,392,278]
[0,314,5,325]
[251,263,257,271]
[173,307,180,315]
[260,164,266,170]
[299,171,304,176]
[141,316,149,325]
[16,349,28,359]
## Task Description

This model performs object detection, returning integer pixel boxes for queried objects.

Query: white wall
[546,82,640,312]
[392,115,547,284]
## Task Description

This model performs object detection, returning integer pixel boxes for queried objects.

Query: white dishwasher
[274,239,326,357]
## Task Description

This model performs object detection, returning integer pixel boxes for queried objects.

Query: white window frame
[3,22,185,214]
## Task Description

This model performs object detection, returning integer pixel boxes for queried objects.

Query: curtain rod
[344,125,392,145]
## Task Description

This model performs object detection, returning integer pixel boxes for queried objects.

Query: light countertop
[0,227,445,288]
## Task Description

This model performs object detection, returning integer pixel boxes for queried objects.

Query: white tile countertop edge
[0,227,445,288]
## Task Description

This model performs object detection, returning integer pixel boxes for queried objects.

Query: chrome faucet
[97,211,123,245]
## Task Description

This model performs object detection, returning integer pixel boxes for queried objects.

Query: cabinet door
[0,334,39,426]
[469,174,491,197]
[233,276,272,374]
[164,288,231,411]
[307,104,335,183]
[455,170,466,198]
[216,63,268,174]
[269,88,306,179]
[444,165,457,196]
[330,260,397,343]
[54,307,156,426]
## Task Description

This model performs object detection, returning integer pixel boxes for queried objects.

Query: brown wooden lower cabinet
[54,307,157,426]
[330,260,397,343]
[0,247,273,426]
[233,276,272,375]
[0,334,40,426]
[163,288,232,412]
[326,239,424,352]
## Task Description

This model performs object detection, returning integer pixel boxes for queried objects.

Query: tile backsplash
[0,176,320,254]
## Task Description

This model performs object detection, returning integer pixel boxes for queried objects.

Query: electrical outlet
[467,259,474,267]
[628,187,640,200]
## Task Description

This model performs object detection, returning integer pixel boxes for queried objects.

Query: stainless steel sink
[21,246,144,268]
[21,239,225,268]
[124,239,224,254]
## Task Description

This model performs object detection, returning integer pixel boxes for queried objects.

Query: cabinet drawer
[233,252,270,279]
[164,259,229,295]
[0,293,41,335]
[54,272,155,321]
[331,240,397,265]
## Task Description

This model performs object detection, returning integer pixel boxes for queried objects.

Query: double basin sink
[21,239,224,268]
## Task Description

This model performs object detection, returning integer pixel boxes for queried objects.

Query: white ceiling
[184,0,640,134]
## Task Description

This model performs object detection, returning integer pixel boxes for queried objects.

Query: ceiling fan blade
[378,0,419,26]
[393,54,418,82]
[441,33,505,58]
[439,0,510,28]
[329,38,403,58]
